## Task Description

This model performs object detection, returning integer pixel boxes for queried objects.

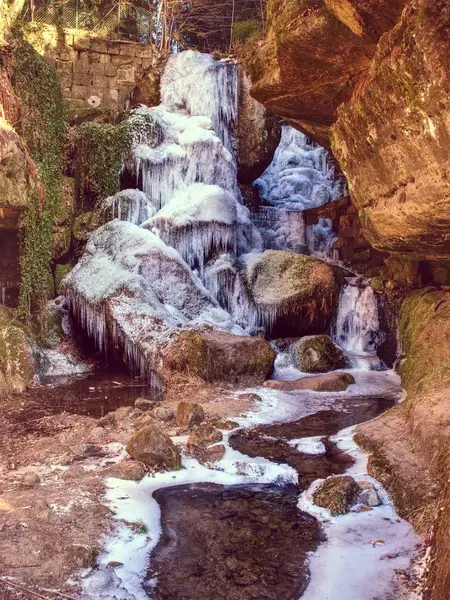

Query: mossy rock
[290,335,347,373]
[398,288,450,395]
[52,224,72,261]
[313,475,361,516]
[244,251,340,337]
[39,305,64,349]
[0,306,35,394]
[72,209,104,243]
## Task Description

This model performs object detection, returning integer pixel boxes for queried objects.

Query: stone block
[106,41,120,55]
[90,39,109,54]
[72,70,92,86]
[119,43,137,57]
[117,65,136,84]
[72,85,89,100]
[92,74,111,90]
[90,62,106,75]
[74,35,91,50]
[104,63,118,77]
[111,54,134,66]
[73,60,90,74]
[135,47,152,59]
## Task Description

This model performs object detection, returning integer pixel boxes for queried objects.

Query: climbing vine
[73,120,133,206]
[73,109,162,205]
[12,38,66,319]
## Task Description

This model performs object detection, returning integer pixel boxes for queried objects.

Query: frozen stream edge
[81,370,421,600]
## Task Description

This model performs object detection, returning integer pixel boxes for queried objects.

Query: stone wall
[27,25,153,115]
[304,197,388,277]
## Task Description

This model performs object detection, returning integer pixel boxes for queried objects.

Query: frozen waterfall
[254,126,347,211]
[334,278,383,370]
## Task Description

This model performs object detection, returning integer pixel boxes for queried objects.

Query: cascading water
[334,277,383,370]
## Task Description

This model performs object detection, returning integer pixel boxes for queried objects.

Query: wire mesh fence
[22,0,152,43]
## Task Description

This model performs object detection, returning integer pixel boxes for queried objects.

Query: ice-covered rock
[62,220,242,389]
[103,189,156,225]
[254,126,346,211]
[143,183,238,270]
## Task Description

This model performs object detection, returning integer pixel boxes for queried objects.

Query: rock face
[252,0,449,264]
[331,0,450,260]
[313,475,361,515]
[249,0,375,146]
[290,334,347,373]
[126,424,181,471]
[162,329,276,384]
[245,250,340,337]
[0,306,35,395]
[236,67,281,184]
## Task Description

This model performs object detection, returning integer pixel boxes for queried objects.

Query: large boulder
[290,334,347,373]
[244,250,340,337]
[331,0,450,260]
[162,329,276,385]
[176,402,205,428]
[62,220,243,391]
[126,424,181,471]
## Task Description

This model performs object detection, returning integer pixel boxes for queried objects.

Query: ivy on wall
[12,38,66,319]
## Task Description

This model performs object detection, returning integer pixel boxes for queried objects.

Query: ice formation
[334,277,383,369]
[161,51,238,152]
[252,206,306,253]
[63,221,240,387]
[103,189,156,225]
[143,183,239,270]
[306,218,338,256]
[254,125,346,211]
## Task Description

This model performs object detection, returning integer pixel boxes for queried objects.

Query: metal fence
[23,0,152,43]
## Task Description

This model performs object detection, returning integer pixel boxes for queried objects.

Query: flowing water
[44,50,420,599]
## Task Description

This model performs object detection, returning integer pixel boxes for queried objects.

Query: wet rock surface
[126,424,181,471]
[264,372,355,392]
[289,334,347,373]
[148,483,323,600]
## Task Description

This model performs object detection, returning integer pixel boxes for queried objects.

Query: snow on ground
[81,368,415,600]
[298,423,421,600]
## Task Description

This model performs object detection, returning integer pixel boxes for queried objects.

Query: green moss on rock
[290,334,347,373]
[0,306,35,395]
[398,288,450,396]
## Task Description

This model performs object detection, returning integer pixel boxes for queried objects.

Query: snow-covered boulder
[142,183,239,269]
[103,189,157,225]
[63,220,241,389]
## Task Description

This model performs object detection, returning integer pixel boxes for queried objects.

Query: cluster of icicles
[65,50,381,384]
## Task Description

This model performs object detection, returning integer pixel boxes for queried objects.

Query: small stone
[359,489,382,507]
[21,472,41,488]
[197,444,226,465]
[126,424,181,471]
[68,544,98,568]
[237,393,262,403]
[188,425,223,451]
[150,407,175,422]
[176,402,205,428]
[358,480,375,490]
[135,397,156,410]
[105,460,146,482]
[214,420,240,430]
[313,475,361,515]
